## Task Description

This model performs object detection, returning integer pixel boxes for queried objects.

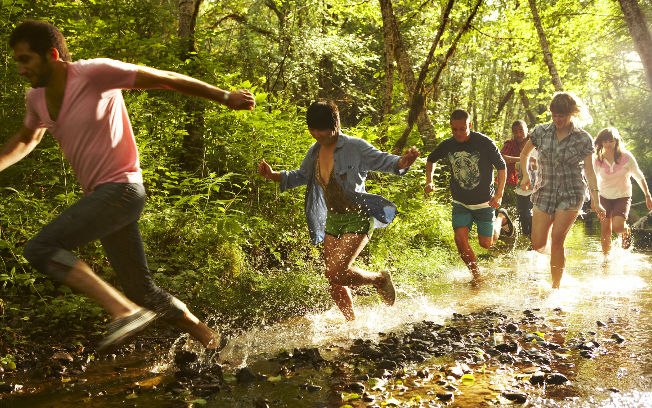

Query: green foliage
[1,0,651,354]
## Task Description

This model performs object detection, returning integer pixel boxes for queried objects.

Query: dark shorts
[599,196,631,219]
[325,212,374,238]
[451,202,495,237]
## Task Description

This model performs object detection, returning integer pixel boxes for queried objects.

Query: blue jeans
[23,183,184,318]
[516,194,533,237]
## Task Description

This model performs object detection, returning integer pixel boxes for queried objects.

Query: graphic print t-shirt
[427,132,506,205]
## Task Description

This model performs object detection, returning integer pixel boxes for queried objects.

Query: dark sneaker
[622,226,632,249]
[497,208,514,238]
[97,308,158,351]
[376,270,396,306]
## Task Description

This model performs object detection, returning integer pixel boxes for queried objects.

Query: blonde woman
[594,128,652,255]
[519,92,606,288]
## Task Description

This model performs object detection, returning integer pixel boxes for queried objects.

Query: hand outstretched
[398,146,420,169]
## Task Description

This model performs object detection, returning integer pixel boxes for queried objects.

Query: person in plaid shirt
[519,92,605,289]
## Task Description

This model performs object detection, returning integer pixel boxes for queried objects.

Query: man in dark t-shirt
[425,109,513,281]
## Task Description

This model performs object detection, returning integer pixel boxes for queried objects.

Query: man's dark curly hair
[9,20,71,62]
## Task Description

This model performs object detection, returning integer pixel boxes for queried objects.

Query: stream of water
[2,220,651,407]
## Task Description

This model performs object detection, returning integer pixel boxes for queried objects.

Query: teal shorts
[325,212,374,238]
[451,202,495,237]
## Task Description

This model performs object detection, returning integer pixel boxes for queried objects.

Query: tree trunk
[378,10,396,146]
[617,0,652,90]
[378,57,394,145]
[378,0,438,152]
[178,0,205,171]
[527,0,563,91]
[470,73,478,130]
[519,89,537,125]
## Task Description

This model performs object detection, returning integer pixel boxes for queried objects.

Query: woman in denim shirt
[519,92,605,288]
[258,101,419,320]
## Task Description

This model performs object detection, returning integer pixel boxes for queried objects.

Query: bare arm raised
[584,154,606,219]
[0,126,47,172]
[519,140,535,191]
[258,159,281,182]
[134,67,255,111]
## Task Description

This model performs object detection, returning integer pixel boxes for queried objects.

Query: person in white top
[593,127,652,255]
[3,20,255,351]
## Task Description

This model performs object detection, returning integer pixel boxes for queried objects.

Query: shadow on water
[2,220,652,407]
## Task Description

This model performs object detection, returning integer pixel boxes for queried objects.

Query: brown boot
[376,271,396,306]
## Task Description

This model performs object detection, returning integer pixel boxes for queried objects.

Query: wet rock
[359,345,383,359]
[436,392,454,401]
[293,348,326,366]
[377,360,398,371]
[505,323,519,333]
[611,333,626,343]
[0,383,19,392]
[607,387,620,393]
[416,369,430,379]
[498,354,515,364]
[302,383,321,392]
[495,341,520,354]
[445,327,462,341]
[174,350,198,367]
[362,392,375,402]
[175,366,199,379]
[579,341,600,350]
[373,369,393,379]
[197,382,221,393]
[529,373,545,385]
[502,391,527,403]
[579,350,595,359]
[51,351,74,363]
[348,382,365,393]
[236,367,257,383]
[446,365,464,378]
[540,341,561,351]
[545,373,569,385]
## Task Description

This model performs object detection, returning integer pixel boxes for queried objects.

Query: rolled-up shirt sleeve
[280,147,315,191]
[357,139,402,174]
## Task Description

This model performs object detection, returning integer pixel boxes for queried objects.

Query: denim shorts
[324,211,374,238]
[451,202,495,237]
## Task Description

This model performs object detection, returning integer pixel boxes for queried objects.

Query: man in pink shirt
[3,20,255,350]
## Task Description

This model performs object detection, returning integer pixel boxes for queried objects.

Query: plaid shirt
[530,123,594,213]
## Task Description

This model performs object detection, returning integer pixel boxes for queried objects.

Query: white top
[593,150,645,199]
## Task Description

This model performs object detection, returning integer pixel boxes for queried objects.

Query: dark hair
[595,127,623,164]
[306,100,340,130]
[9,20,71,62]
[511,120,527,130]
[450,109,470,122]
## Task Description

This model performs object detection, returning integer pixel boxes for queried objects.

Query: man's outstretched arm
[0,126,46,172]
[133,66,255,111]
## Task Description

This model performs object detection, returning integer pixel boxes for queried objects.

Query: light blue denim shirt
[280,133,407,244]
